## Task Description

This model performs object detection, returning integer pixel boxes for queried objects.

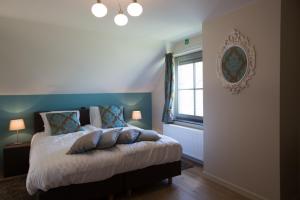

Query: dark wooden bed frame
[33,108,181,200]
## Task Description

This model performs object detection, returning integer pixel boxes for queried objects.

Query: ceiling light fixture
[127,0,143,17]
[91,0,143,26]
[91,0,108,18]
[114,0,128,26]
[114,10,128,26]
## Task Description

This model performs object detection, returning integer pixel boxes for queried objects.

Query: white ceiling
[0,0,253,95]
[0,0,253,41]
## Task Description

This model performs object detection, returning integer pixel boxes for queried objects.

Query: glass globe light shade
[114,13,128,26]
[127,2,143,17]
[91,3,108,18]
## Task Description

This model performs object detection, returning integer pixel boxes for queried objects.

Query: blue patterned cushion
[137,130,160,142]
[67,131,101,154]
[96,129,121,149]
[100,105,127,128]
[117,129,141,144]
[46,112,82,135]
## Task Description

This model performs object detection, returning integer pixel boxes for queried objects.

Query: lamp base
[13,142,22,145]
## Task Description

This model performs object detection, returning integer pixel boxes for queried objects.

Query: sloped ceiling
[0,0,252,95]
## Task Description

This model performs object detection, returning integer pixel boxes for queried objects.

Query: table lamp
[132,111,142,120]
[9,119,25,144]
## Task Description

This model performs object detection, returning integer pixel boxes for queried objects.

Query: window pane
[195,62,203,88]
[195,90,203,117]
[178,64,194,89]
[178,90,194,115]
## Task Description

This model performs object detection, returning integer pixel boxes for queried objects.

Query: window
[174,51,203,124]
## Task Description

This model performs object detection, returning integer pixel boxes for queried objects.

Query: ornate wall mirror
[217,29,256,94]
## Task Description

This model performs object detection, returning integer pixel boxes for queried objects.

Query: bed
[27,108,182,200]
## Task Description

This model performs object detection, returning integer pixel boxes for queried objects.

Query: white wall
[0,17,165,95]
[172,34,202,55]
[152,34,202,132]
[203,0,281,200]
[152,68,165,132]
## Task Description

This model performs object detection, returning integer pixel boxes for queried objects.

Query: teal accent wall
[0,93,152,174]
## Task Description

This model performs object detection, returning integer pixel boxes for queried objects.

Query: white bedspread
[26,128,182,195]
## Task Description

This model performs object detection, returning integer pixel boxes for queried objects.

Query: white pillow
[40,110,80,134]
[81,124,101,132]
[89,106,102,128]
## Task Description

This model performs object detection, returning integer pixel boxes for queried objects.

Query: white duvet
[26,127,182,195]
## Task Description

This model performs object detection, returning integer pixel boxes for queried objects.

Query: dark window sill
[173,120,204,130]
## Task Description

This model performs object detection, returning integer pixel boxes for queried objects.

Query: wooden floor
[119,166,249,200]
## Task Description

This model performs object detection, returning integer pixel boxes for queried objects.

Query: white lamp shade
[114,13,128,26]
[127,2,143,17]
[91,3,108,18]
[9,119,25,131]
[132,111,142,120]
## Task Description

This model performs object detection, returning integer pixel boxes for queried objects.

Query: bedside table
[3,142,30,177]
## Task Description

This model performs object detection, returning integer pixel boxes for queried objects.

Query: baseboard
[182,154,203,166]
[203,171,268,200]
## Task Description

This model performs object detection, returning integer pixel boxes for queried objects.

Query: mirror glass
[221,46,247,83]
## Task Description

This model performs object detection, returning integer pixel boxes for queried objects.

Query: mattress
[26,127,182,195]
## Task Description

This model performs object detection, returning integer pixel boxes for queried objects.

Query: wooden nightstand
[3,142,30,177]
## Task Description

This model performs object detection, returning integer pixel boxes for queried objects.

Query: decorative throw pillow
[137,130,161,142]
[40,110,80,134]
[46,112,82,135]
[96,129,121,149]
[67,131,101,154]
[117,129,141,144]
[100,105,127,128]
